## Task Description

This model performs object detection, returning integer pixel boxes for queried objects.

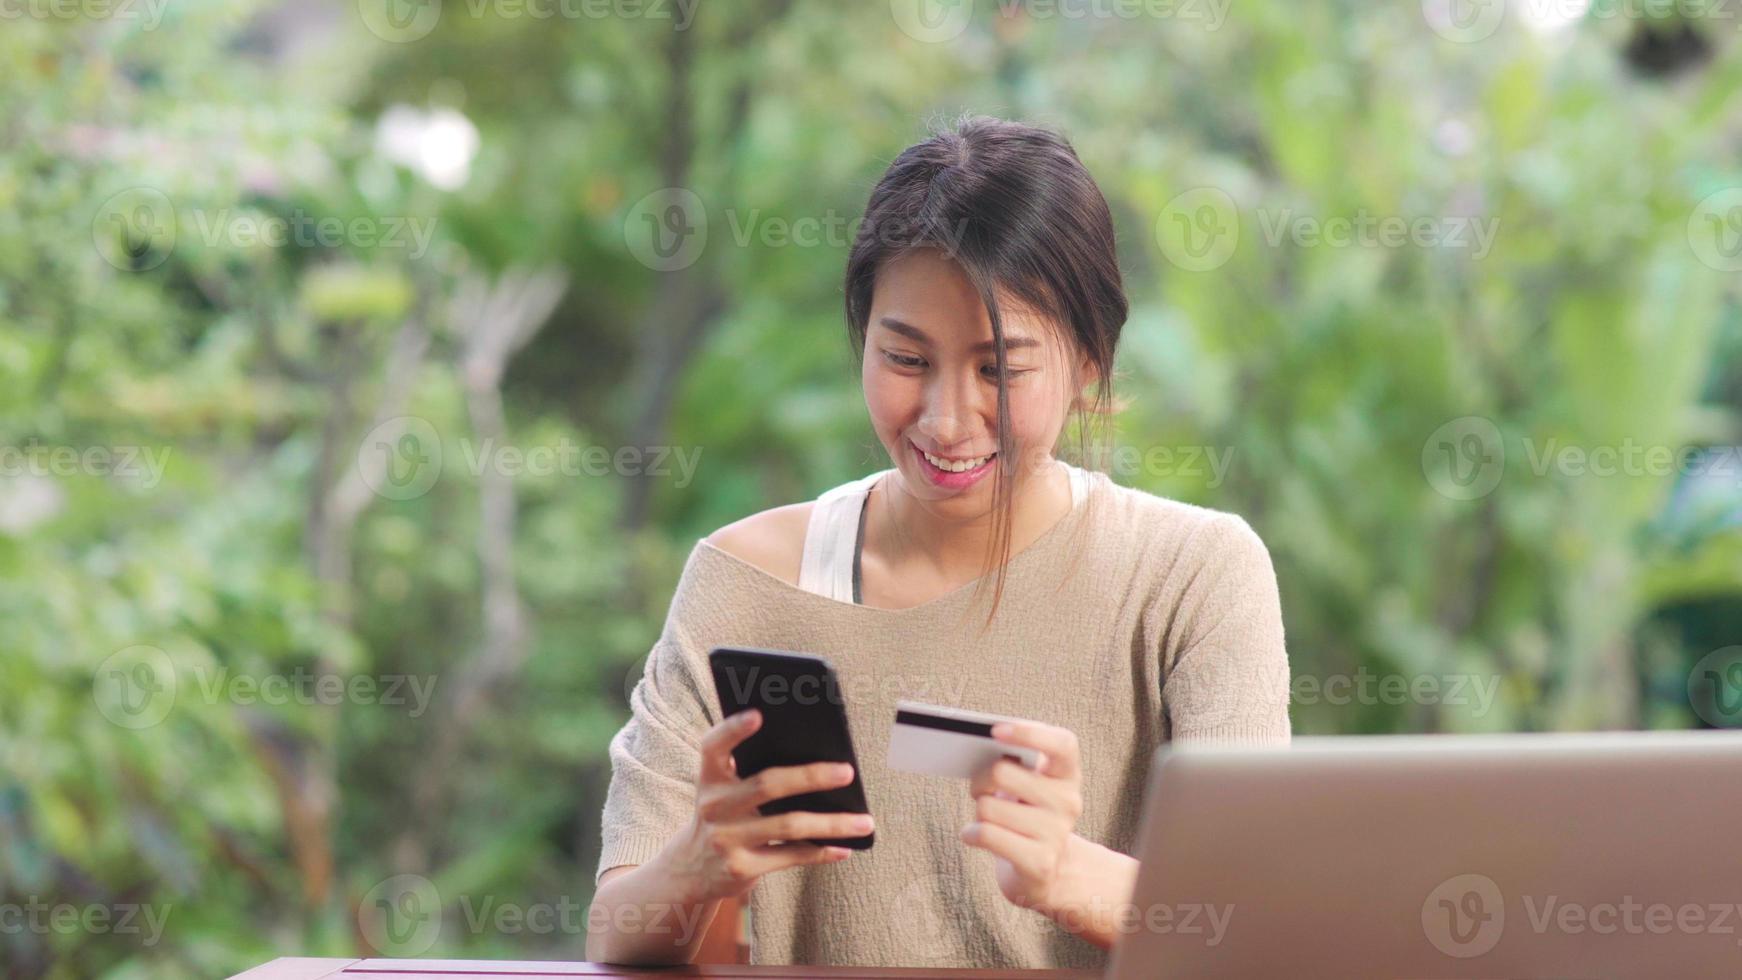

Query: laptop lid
[1107,731,1742,979]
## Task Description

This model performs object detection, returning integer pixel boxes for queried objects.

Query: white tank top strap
[795,462,1092,604]
[1064,460,1091,507]
[797,469,886,602]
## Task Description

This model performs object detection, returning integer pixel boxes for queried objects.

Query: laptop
[1107,731,1742,979]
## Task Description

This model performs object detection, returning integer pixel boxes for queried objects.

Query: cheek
[1003,378,1071,445]
[861,365,914,440]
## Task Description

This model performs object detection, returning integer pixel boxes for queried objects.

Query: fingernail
[991,723,1011,739]
[852,815,874,832]
[828,847,851,859]
[738,711,758,727]
[834,764,854,781]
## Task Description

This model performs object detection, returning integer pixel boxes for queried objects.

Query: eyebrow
[877,316,1041,353]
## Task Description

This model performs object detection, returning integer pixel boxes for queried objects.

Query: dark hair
[843,115,1128,626]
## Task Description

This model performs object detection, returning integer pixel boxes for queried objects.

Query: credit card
[886,699,1043,779]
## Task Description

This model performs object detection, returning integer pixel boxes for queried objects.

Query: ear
[1071,355,1102,411]
[1079,354,1102,389]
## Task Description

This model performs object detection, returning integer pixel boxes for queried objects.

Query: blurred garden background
[3,0,1742,975]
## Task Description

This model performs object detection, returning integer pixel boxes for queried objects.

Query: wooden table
[232,959,1098,979]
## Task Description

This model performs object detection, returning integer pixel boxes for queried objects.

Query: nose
[915,370,988,449]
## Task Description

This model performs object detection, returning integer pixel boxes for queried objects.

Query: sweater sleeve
[595,546,724,883]
[1160,513,1292,743]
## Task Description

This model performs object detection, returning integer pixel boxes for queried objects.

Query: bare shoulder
[704,501,814,585]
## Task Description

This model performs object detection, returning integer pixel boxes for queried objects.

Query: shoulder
[1089,476,1274,577]
[1093,476,1261,542]
[703,501,815,586]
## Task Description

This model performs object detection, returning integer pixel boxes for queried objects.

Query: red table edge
[230,958,1097,979]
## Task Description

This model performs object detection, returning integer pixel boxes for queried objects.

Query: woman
[585,116,1289,969]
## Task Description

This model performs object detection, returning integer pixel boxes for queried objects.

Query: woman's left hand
[960,720,1086,913]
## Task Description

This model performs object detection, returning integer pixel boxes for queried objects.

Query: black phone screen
[707,646,874,849]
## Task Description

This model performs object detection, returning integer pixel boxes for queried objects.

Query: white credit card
[886,699,1043,779]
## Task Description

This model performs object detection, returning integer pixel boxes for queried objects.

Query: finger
[960,820,1051,883]
[730,809,875,847]
[741,841,853,877]
[991,720,1080,780]
[970,759,1070,813]
[973,793,1067,842]
[698,709,761,784]
[734,761,856,809]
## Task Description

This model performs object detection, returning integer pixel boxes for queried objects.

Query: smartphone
[707,646,874,850]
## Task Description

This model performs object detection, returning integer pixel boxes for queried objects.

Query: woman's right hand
[663,708,872,902]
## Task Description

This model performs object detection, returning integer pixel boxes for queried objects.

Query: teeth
[921,449,994,473]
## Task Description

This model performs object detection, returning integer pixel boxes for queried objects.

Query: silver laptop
[1108,731,1742,979]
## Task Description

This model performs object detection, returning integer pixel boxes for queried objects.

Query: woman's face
[862,247,1089,517]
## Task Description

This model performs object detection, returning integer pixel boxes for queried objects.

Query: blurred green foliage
[2,0,1741,975]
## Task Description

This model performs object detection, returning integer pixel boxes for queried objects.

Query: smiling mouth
[910,440,997,474]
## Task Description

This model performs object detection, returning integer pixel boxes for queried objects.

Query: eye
[981,363,1033,380]
[882,350,926,369]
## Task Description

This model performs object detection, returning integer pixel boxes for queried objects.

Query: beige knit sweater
[595,466,1291,969]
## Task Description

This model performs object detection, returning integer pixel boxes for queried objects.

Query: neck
[870,458,1072,579]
